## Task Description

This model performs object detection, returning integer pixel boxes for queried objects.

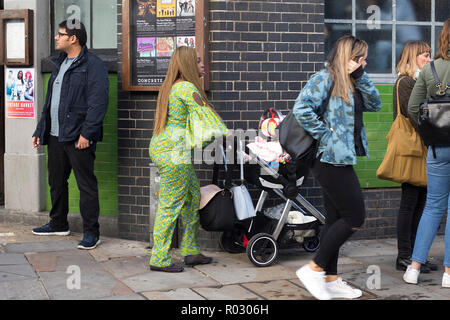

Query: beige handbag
[376,77,427,187]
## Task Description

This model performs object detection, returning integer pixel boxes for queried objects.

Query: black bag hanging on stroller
[199,153,236,232]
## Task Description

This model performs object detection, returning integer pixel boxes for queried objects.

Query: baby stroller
[219,108,326,267]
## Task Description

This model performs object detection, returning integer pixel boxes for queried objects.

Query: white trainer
[403,265,420,284]
[326,277,363,299]
[442,272,450,288]
[296,264,331,300]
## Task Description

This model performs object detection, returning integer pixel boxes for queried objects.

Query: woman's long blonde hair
[397,41,431,79]
[435,18,450,60]
[326,35,368,104]
[153,46,213,135]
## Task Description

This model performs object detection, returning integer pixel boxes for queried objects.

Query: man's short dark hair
[59,20,87,47]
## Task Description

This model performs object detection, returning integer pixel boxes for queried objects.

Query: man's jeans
[412,145,450,266]
[47,135,100,237]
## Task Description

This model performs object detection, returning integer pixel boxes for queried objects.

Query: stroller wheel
[246,233,278,267]
[302,236,320,253]
[219,231,245,254]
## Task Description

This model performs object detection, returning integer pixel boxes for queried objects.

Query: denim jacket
[292,69,382,165]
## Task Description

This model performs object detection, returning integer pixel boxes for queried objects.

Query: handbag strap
[395,76,405,117]
[212,143,234,189]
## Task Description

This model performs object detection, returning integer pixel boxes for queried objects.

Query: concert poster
[130,0,196,86]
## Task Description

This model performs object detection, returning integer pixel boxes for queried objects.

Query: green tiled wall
[43,73,118,216]
[354,84,399,188]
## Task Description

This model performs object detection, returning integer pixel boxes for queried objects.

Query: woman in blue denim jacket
[295,35,382,300]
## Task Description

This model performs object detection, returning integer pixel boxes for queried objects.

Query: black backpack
[417,61,450,153]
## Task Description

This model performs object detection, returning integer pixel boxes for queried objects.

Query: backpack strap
[426,62,442,159]
[430,61,441,86]
[430,61,449,95]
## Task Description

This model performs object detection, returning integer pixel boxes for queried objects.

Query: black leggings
[397,183,426,259]
[311,158,366,275]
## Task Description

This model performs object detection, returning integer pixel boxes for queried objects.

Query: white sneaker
[296,264,331,300]
[326,277,362,299]
[442,272,450,288]
[403,265,420,284]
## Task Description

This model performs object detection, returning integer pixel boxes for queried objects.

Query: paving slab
[142,288,205,300]
[39,269,122,300]
[288,276,376,300]
[278,248,365,274]
[340,239,398,258]
[110,279,135,296]
[31,249,100,272]
[88,238,151,262]
[0,264,37,282]
[4,240,79,254]
[0,253,28,265]
[0,279,49,300]
[101,256,149,279]
[122,267,220,292]
[0,223,81,244]
[242,280,314,300]
[383,235,445,250]
[100,293,147,300]
[355,254,450,300]
[192,284,262,300]
[25,253,58,272]
[194,253,297,285]
[338,268,448,300]
[276,249,314,269]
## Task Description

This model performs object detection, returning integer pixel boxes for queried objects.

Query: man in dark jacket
[32,20,109,250]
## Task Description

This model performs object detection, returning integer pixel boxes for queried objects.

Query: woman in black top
[393,41,436,273]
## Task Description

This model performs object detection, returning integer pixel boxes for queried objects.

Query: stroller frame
[219,143,326,267]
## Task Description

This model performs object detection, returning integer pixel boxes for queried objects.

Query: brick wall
[116,0,444,247]
[116,0,326,242]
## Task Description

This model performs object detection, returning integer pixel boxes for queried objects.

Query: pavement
[0,221,449,301]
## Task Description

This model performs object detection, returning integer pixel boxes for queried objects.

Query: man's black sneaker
[425,260,438,271]
[32,223,70,236]
[77,234,101,250]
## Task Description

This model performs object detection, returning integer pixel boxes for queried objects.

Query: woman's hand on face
[347,59,362,74]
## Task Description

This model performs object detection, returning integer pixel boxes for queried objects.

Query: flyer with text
[5,68,35,118]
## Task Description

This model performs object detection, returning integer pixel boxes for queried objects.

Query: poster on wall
[5,68,35,118]
[123,0,205,90]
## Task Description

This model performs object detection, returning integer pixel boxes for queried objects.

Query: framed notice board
[122,0,209,91]
[0,9,34,66]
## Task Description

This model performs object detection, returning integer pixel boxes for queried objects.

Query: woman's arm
[292,71,331,141]
[353,70,382,112]
[408,70,428,128]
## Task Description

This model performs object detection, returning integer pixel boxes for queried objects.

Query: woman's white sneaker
[403,265,420,284]
[296,264,331,300]
[326,277,362,299]
[442,272,450,288]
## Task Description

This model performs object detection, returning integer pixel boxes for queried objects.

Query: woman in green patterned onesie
[149,46,228,272]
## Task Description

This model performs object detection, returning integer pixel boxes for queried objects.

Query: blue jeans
[411,145,450,266]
